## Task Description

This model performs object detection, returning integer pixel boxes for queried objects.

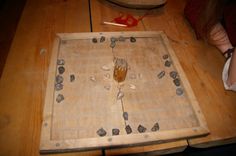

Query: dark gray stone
[176,88,184,96]
[56,94,64,103]
[55,75,63,84]
[112,128,120,135]
[164,60,172,67]
[137,125,146,133]
[70,74,75,82]
[123,112,128,120]
[157,71,165,79]
[173,78,181,86]
[162,54,169,60]
[92,38,97,43]
[97,128,107,137]
[57,59,65,65]
[58,66,65,74]
[125,125,132,134]
[170,71,178,79]
[130,37,136,43]
[100,36,105,43]
[55,83,63,91]
[151,122,160,132]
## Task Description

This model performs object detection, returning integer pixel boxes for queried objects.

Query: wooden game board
[40,31,209,153]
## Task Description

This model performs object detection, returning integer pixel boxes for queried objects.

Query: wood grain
[0,0,100,156]
[141,0,236,148]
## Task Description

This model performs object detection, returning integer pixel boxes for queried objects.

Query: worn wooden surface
[1,0,236,155]
[0,0,100,156]
[40,32,208,153]
[139,0,236,148]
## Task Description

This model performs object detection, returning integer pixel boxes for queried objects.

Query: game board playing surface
[40,31,208,153]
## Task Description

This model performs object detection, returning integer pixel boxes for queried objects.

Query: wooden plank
[141,0,236,148]
[40,31,208,153]
[106,141,187,155]
[0,0,95,156]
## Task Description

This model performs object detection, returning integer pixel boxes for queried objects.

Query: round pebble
[58,66,65,74]
[173,78,181,86]
[162,54,169,60]
[55,75,63,84]
[97,128,107,137]
[57,59,65,65]
[176,88,184,96]
[137,125,147,133]
[130,37,136,43]
[112,128,120,135]
[56,94,64,103]
[164,60,172,67]
[55,83,63,91]
[100,36,105,43]
[70,74,75,82]
[170,71,178,79]
[92,38,97,43]
[123,112,128,120]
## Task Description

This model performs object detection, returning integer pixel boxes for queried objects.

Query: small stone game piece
[97,128,107,137]
[164,60,172,67]
[137,125,147,133]
[57,59,65,65]
[100,36,105,43]
[110,42,116,48]
[130,37,136,42]
[173,78,181,86]
[55,75,63,84]
[170,71,178,79]
[151,122,160,132]
[112,128,120,135]
[92,38,97,43]
[56,94,64,103]
[55,83,63,91]
[162,54,169,60]
[58,66,65,74]
[110,37,117,43]
[176,88,184,96]
[70,74,75,82]
[123,112,128,120]
[157,71,165,79]
[125,125,132,134]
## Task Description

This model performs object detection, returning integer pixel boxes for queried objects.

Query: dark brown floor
[0,0,26,77]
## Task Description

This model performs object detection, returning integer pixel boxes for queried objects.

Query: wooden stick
[102,21,127,27]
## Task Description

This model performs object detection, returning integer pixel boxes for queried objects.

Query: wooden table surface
[0,0,235,155]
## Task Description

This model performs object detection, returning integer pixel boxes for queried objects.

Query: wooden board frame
[40,31,209,153]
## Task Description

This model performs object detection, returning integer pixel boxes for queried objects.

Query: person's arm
[209,23,236,90]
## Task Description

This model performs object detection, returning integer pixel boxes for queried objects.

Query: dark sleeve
[184,0,207,39]
[224,2,236,46]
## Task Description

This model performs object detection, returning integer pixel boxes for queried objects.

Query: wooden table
[0,0,235,155]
